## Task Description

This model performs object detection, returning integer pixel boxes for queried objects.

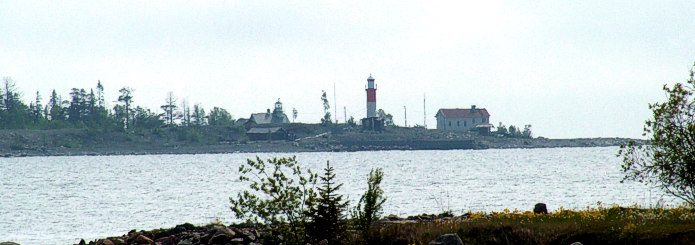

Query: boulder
[135,235,154,244]
[155,236,178,245]
[239,229,256,242]
[177,239,193,245]
[110,238,125,245]
[570,242,583,245]
[534,203,548,214]
[213,225,236,238]
[429,233,463,245]
[208,231,234,244]
[97,239,114,245]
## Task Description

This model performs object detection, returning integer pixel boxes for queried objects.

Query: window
[448,121,451,127]
[464,121,467,127]
[457,121,460,126]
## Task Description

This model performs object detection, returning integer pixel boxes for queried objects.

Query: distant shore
[0,126,642,157]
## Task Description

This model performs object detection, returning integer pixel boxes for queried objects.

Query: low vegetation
[226,156,695,245]
[361,204,695,245]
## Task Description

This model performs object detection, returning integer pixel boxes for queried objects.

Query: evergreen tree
[1,77,30,128]
[292,107,298,123]
[321,91,331,126]
[161,91,178,126]
[208,107,234,126]
[68,88,86,123]
[181,98,190,126]
[48,89,65,121]
[306,161,348,243]
[31,91,43,124]
[132,106,163,129]
[96,80,105,108]
[192,103,206,126]
[117,87,134,129]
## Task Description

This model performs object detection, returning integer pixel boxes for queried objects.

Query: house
[246,99,290,126]
[435,105,491,132]
[246,127,289,141]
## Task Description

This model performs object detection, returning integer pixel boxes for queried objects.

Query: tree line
[0,77,235,131]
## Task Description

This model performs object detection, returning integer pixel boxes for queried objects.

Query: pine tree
[96,80,105,108]
[48,89,64,121]
[307,161,348,243]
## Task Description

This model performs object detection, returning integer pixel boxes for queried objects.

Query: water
[0,147,676,244]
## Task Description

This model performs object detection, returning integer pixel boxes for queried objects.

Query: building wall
[367,102,376,118]
[437,116,490,131]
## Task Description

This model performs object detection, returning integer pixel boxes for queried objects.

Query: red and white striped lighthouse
[366,74,377,118]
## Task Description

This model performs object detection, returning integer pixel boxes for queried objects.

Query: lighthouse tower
[366,74,377,118]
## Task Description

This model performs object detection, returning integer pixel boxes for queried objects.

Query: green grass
[350,205,695,245]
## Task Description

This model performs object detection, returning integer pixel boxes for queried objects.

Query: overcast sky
[2,1,694,138]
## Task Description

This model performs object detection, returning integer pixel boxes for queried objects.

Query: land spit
[0,125,640,157]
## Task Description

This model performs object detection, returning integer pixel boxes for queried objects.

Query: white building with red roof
[435,105,491,132]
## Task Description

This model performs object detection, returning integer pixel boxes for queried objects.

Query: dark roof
[250,113,273,124]
[249,112,290,125]
[233,118,248,127]
[247,127,284,134]
[436,108,490,118]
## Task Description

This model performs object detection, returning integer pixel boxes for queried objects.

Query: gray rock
[570,242,583,245]
[208,231,233,244]
[135,234,154,244]
[534,203,548,214]
[176,239,193,245]
[429,233,463,245]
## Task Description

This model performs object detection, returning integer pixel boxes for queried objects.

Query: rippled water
[0,147,677,244]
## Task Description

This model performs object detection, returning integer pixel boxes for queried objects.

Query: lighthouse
[366,74,377,118]
[361,74,384,131]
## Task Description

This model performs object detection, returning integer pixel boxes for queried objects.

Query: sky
[1,1,694,139]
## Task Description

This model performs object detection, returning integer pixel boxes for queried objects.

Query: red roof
[436,108,490,118]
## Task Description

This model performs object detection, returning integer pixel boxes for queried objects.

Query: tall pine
[307,161,348,243]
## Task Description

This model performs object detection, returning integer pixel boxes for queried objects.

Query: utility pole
[334,82,338,124]
[404,105,407,127]
[344,106,347,124]
[423,93,427,128]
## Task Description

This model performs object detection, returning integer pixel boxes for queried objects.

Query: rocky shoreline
[72,213,470,245]
[0,127,643,158]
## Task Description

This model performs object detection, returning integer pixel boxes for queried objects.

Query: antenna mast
[404,105,407,127]
[423,93,426,128]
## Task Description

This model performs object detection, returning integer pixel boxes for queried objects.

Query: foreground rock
[78,223,264,245]
[534,203,548,214]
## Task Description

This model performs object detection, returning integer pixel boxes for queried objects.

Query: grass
[353,204,695,245]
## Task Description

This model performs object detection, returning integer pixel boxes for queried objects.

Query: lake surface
[0,147,678,244]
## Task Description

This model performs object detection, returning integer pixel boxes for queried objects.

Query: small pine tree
[307,161,348,243]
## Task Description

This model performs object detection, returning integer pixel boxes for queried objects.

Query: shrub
[620,62,695,205]
[352,168,386,232]
[230,156,317,244]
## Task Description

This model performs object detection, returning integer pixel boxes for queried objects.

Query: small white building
[435,105,491,131]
